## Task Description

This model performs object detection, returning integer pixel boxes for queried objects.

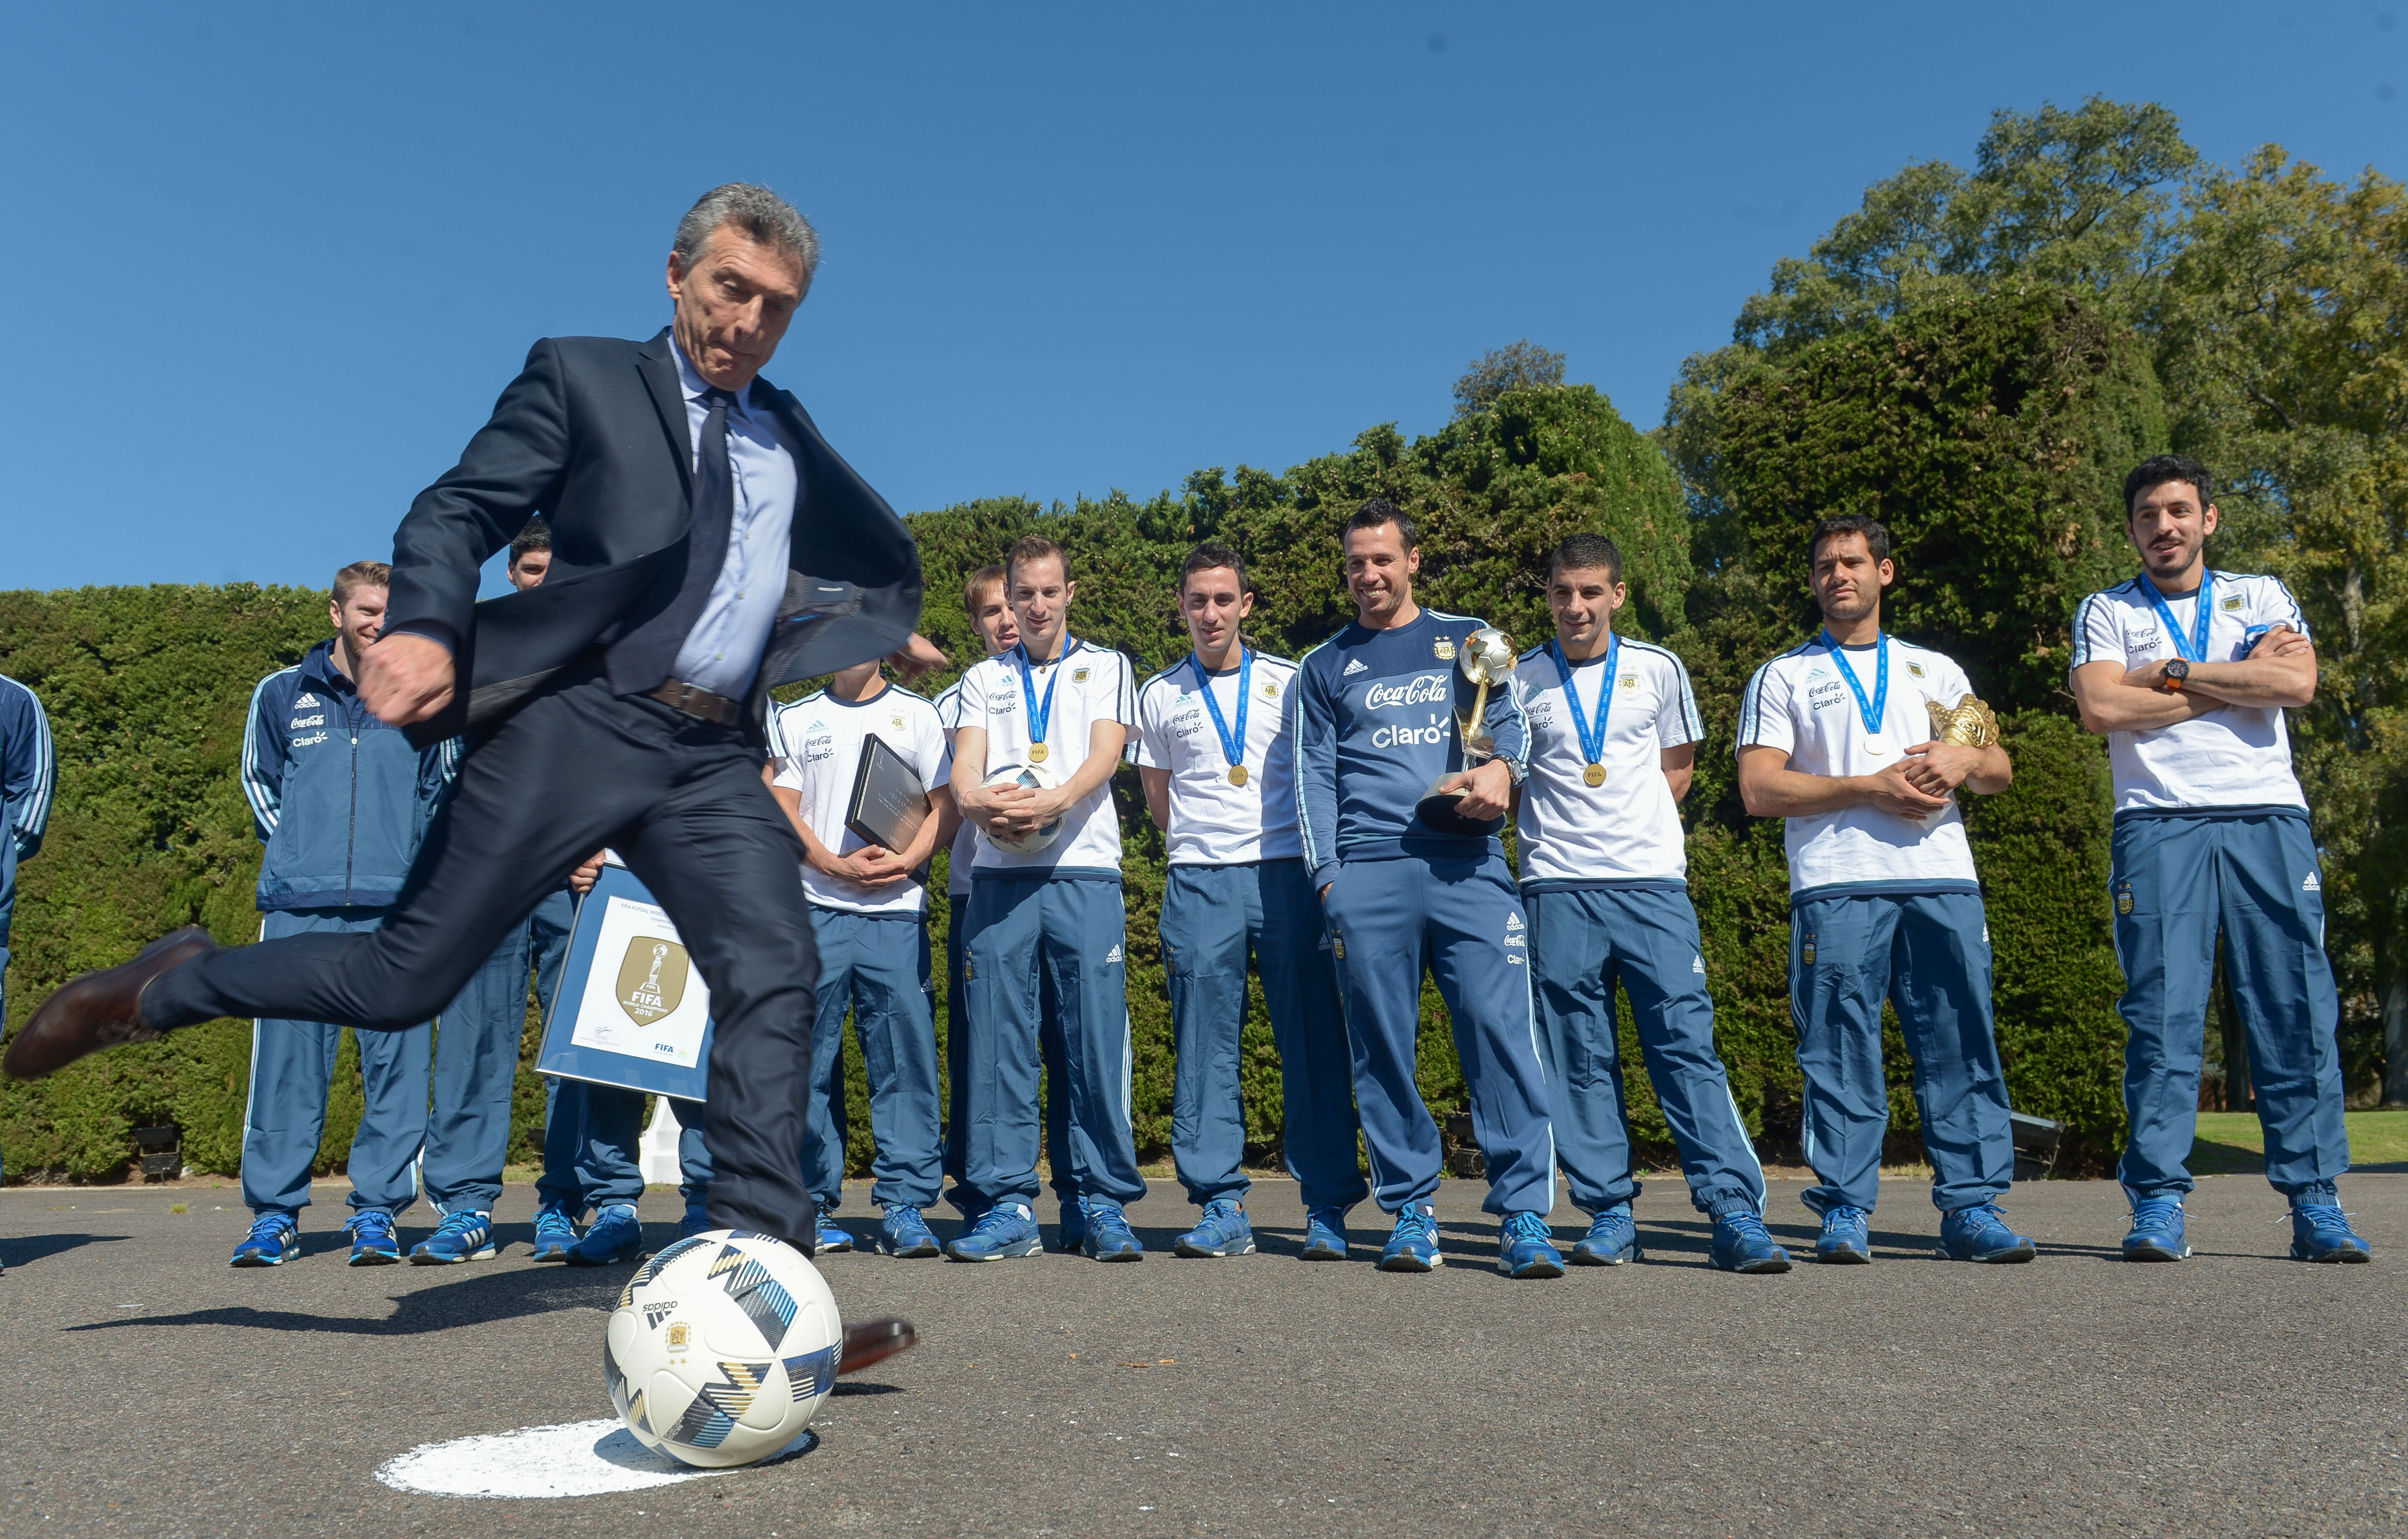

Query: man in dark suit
[5,184,938,1249]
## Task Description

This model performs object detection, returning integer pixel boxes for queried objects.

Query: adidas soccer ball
[980,760,1064,854]
[603,1230,843,1469]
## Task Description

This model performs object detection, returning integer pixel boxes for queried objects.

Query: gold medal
[1028,743,1050,764]
[1582,762,1607,788]
[1228,765,1248,787]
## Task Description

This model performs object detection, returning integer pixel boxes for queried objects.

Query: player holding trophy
[1736,515,2035,1265]
[2070,455,2367,1264]
[1133,542,1364,1260]
[1513,533,1787,1273]
[1293,498,1562,1278]
[765,656,954,1258]
[945,535,1148,1262]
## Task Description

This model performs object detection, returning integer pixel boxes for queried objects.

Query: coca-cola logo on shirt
[1364,673,1451,710]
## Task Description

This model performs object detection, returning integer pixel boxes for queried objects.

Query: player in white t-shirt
[1133,542,1364,1261]
[932,566,1085,1244]
[1513,533,1783,1274]
[765,659,953,1260]
[944,535,1145,1262]
[1736,516,2033,1266]
[2069,454,2365,1264]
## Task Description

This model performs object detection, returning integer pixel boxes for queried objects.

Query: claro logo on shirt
[1371,715,1450,749]
[290,730,329,749]
[1364,674,1450,710]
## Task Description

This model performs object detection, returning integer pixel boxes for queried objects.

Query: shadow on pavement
[0,1231,131,1268]
[63,1263,625,1336]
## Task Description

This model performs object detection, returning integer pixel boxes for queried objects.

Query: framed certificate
[535,862,715,1101]
[844,731,931,854]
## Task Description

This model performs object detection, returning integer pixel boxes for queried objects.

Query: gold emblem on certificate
[1228,765,1249,787]
[1027,742,1050,763]
[1582,762,1607,788]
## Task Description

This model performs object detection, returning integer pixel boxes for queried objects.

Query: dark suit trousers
[145,671,821,1249]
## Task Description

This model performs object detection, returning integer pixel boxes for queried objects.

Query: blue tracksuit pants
[1320,852,1555,1217]
[1526,885,1765,1216]
[1163,859,1366,1210]
[541,1085,708,1211]
[803,906,943,1213]
[1790,889,2013,1215]
[241,907,431,1218]
[2111,809,2349,1202]
[943,895,1079,1214]
[424,885,573,1213]
[960,874,1145,1208]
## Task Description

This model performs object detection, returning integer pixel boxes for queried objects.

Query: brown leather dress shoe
[2,926,217,1079]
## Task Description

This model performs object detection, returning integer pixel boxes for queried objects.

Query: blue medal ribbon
[1549,635,1617,768]
[2137,571,2213,664]
[1014,639,1069,753]
[1192,649,1251,775]
[1817,628,1888,739]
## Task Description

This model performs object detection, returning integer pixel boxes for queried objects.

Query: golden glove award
[1415,625,1517,837]
[1925,694,2001,748]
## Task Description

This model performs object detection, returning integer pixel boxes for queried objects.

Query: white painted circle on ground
[375,1418,815,1499]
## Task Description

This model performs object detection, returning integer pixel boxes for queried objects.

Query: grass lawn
[2190,1109,2408,1175]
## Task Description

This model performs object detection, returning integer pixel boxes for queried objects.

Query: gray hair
[672,184,820,285]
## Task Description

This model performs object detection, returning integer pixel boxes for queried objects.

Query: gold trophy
[1415,626,1518,835]
[1925,694,2001,748]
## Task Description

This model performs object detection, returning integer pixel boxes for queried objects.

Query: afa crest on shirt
[1260,680,1279,700]
[1906,661,1926,678]
[889,715,907,734]
[2115,880,2135,917]
[1619,674,1638,690]
[2221,595,2245,612]
[1072,666,1091,683]
[1434,637,1456,661]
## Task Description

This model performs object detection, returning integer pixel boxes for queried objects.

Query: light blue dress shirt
[667,336,798,700]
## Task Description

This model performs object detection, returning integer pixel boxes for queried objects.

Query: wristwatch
[2161,657,2190,693]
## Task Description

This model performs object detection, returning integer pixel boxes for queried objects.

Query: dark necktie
[608,386,741,694]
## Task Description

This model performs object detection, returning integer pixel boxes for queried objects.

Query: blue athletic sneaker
[814,1214,856,1254]
[345,1210,403,1267]
[410,1210,497,1265]
[877,1204,941,1259]
[1713,1207,1794,1273]
[564,1204,644,1266]
[945,1201,1041,1261]
[1497,1211,1567,1278]
[1813,1205,1871,1264]
[1080,1199,1145,1261]
[2289,1195,2372,1264]
[1379,1203,1441,1273]
[1052,1196,1087,1253]
[230,1212,299,1268]
[530,1202,579,1262]
[1175,1198,1254,1258]
[1571,1206,1640,1266]
[677,1201,712,1241]
[1300,1205,1350,1261]
[1938,1202,2036,1263]
[2121,1198,2190,1262]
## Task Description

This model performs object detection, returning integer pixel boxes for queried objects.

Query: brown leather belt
[646,678,742,726]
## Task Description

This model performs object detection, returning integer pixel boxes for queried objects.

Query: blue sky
[4,3,2400,597]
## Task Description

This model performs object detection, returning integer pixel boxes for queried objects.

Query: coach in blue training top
[1293,498,1562,1279]
[2070,454,2369,1265]
[230,561,455,1268]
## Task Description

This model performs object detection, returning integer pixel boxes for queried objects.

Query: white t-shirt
[1513,637,1702,886]
[766,682,952,916]
[1737,633,1982,898]
[954,636,1135,877]
[2070,571,2309,814]
[1131,650,1305,866]
[934,679,977,900]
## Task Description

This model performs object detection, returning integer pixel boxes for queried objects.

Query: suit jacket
[385,329,922,749]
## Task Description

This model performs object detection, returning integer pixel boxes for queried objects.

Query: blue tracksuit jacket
[1294,607,1530,885]
[0,673,56,946]
[242,640,457,911]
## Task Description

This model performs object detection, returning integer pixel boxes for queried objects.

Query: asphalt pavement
[4,1173,2403,1537]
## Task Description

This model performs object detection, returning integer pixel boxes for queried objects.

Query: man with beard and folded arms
[1514,533,1785,1273]
[7,184,940,1256]
[1293,497,1562,1279]
[2070,455,2366,1264]
[1736,515,2032,1265]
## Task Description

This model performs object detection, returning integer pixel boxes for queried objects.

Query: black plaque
[845,732,931,854]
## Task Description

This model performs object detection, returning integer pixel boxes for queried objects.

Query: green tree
[1452,339,1568,418]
